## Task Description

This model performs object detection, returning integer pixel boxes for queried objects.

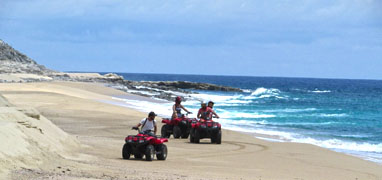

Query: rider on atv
[172,96,191,119]
[134,111,157,136]
[197,101,219,122]
[208,100,214,109]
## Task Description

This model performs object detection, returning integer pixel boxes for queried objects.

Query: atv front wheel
[156,144,168,160]
[134,154,143,159]
[173,126,181,138]
[161,125,170,138]
[145,145,155,161]
[122,144,131,159]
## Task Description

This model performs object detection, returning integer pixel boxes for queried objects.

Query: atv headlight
[201,124,207,128]
[128,140,132,142]
[139,140,144,143]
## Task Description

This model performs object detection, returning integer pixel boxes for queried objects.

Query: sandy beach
[0,81,381,180]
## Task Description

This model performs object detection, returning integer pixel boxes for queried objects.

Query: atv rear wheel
[173,126,181,138]
[161,125,170,138]
[216,130,222,144]
[189,129,195,143]
[211,136,216,143]
[122,144,131,159]
[156,144,168,160]
[182,130,190,139]
[194,129,200,143]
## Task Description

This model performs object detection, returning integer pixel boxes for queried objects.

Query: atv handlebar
[132,126,155,136]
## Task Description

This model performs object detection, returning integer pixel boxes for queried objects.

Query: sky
[0,0,381,79]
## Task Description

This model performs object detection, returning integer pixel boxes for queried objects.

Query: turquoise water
[107,73,382,163]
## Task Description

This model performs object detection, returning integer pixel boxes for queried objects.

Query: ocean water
[103,73,382,163]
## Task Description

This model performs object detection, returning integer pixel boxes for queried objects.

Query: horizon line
[64,70,382,82]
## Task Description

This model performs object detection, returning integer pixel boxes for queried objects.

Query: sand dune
[0,94,79,179]
[0,82,381,180]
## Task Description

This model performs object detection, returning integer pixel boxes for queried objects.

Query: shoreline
[103,92,382,165]
[0,81,381,179]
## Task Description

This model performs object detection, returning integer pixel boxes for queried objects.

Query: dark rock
[128,81,242,92]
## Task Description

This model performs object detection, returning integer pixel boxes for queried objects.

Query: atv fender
[162,118,171,124]
[145,136,156,143]
[155,138,168,144]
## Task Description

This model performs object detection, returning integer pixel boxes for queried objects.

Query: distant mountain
[0,39,55,74]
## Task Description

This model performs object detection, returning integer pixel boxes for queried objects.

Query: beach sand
[0,82,381,180]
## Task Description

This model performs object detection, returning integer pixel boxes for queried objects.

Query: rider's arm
[197,109,201,118]
[135,119,144,128]
[212,110,220,118]
[181,105,190,113]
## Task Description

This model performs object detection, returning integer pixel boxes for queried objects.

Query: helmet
[208,101,214,105]
[175,96,182,103]
[201,101,207,105]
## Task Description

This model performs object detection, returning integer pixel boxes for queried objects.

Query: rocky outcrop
[128,81,242,92]
[103,73,124,80]
[105,80,243,101]
[0,39,55,74]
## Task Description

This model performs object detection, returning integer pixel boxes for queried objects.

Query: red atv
[122,127,168,161]
[189,118,222,144]
[161,112,196,139]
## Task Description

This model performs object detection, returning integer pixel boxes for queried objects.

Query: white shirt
[140,118,156,132]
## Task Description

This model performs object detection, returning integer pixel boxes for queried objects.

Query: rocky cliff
[0,39,54,74]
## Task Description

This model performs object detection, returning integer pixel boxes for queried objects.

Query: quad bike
[189,117,222,144]
[161,112,196,139]
[122,127,168,161]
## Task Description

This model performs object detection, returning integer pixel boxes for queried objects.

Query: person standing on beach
[197,101,219,122]
[172,96,191,119]
[134,111,157,136]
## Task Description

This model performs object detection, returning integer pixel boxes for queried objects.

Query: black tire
[216,130,222,144]
[181,131,189,139]
[173,126,181,139]
[211,136,216,143]
[194,129,200,143]
[122,144,131,159]
[145,145,155,161]
[134,154,143,159]
[156,144,168,160]
[161,125,169,138]
[189,129,195,143]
